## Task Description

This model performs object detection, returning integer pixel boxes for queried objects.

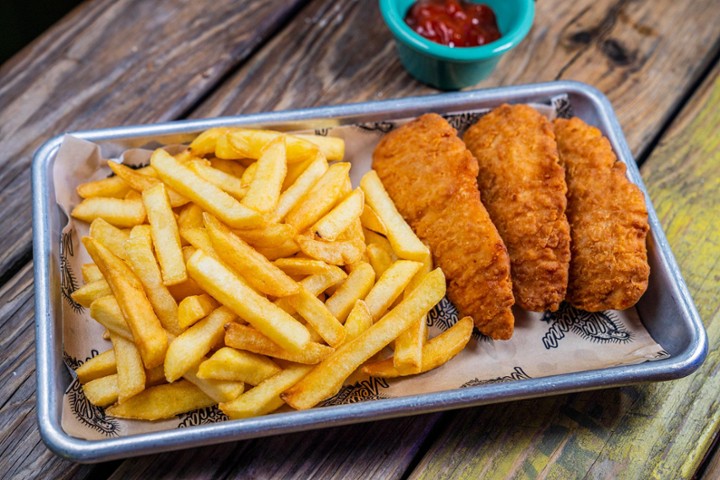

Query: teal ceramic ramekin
[379,0,535,90]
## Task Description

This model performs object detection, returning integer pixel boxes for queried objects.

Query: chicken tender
[372,113,515,340]
[463,104,571,312]
[554,117,649,311]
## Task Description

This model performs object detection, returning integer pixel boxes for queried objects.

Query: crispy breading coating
[372,113,515,340]
[463,104,571,312]
[554,117,650,311]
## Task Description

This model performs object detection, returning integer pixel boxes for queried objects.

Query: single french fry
[364,317,473,377]
[360,170,429,261]
[273,258,335,276]
[188,159,249,200]
[281,268,445,410]
[71,196,146,228]
[164,306,236,382]
[204,213,300,297]
[187,250,311,353]
[183,362,245,403]
[210,158,246,178]
[110,333,146,403]
[107,380,216,421]
[325,262,375,323]
[197,347,281,385]
[299,267,348,296]
[363,260,423,321]
[83,237,168,369]
[287,287,346,347]
[89,295,134,341]
[344,300,373,342]
[83,374,119,407]
[224,323,333,364]
[394,251,433,372]
[296,234,365,266]
[311,189,364,242]
[255,241,301,260]
[177,202,204,231]
[360,204,388,235]
[241,137,287,214]
[285,162,351,232]
[366,243,394,279]
[151,148,263,228]
[292,133,344,161]
[143,183,186,286]
[76,349,117,384]
[89,218,129,260]
[180,227,220,260]
[272,151,328,222]
[81,263,104,283]
[220,364,313,419]
[77,174,131,199]
[108,161,189,207]
[178,293,219,330]
[232,223,297,249]
[124,225,181,335]
[71,279,112,308]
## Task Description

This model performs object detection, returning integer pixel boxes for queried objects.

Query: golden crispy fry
[360,204,388,235]
[83,237,168,369]
[363,260,423,321]
[164,306,236,382]
[287,287,346,347]
[88,295,134,341]
[282,268,445,410]
[72,196,146,228]
[232,223,298,249]
[464,105,570,311]
[189,127,231,156]
[272,151,328,222]
[188,158,249,200]
[77,174,131,199]
[273,258,336,276]
[179,227,220,260]
[325,262,375,323]
[220,364,313,420]
[108,161,189,207]
[224,323,333,364]
[76,349,116,384]
[285,162,351,232]
[554,117,650,311]
[227,129,342,162]
[204,213,300,297]
[363,316,473,377]
[106,380,215,421]
[394,252,433,372]
[151,148,263,228]
[110,333,146,403]
[242,137,287,214]
[89,218,129,260]
[71,279,112,308]
[344,300,373,342]
[124,225,182,335]
[372,114,515,340]
[197,347,281,385]
[83,374,119,407]
[296,233,365,266]
[360,170,429,262]
[366,243,393,279]
[293,133,344,161]
[143,183,187,286]
[177,202,204,231]
[81,263,103,283]
[177,293,219,330]
[183,363,245,403]
[187,250,311,353]
[311,189,364,242]
[210,158,246,178]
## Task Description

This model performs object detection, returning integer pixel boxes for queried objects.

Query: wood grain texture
[193,0,720,161]
[406,63,720,480]
[0,0,309,281]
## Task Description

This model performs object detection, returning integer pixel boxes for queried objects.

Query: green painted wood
[406,63,720,480]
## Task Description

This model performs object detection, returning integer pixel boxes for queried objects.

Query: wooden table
[1,0,719,477]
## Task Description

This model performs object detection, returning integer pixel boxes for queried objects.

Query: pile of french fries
[70,127,473,421]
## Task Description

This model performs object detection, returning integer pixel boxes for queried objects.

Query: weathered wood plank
[192,0,720,162]
[0,0,309,281]
[406,61,720,480]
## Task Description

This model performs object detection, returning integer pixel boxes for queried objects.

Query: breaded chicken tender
[553,117,650,311]
[372,114,515,340]
[463,104,571,312]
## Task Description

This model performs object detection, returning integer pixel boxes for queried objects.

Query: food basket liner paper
[55,97,667,440]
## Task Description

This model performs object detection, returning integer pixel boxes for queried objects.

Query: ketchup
[404,0,501,48]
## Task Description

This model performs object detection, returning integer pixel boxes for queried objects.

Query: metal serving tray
[32,81,706,462]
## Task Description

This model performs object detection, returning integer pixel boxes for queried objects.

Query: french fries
[70,126,470,423]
